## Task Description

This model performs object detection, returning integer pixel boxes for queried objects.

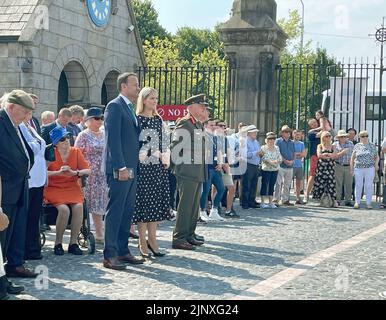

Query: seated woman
[43,127,91,256]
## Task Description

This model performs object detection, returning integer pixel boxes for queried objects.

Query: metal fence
[275,63,385,198]
[137,63,233,121]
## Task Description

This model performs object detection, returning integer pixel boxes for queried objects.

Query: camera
[127,25,134,33]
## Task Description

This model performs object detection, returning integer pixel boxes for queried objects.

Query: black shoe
[6,278,24,295]
[225,210,240,218]
[147,241,166,257]
[249,203,260,208]
[345,201,354,207]
[68,244,83,255]
[54,244,64,256]
[242,205,250,210]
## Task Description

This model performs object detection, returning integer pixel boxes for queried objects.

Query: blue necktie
[128,102,138,127]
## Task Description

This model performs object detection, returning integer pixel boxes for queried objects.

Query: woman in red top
[44,127,91,256]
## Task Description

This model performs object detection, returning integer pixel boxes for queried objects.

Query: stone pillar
[218,0,287,135]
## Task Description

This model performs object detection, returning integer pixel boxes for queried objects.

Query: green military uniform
[170,94,209,248]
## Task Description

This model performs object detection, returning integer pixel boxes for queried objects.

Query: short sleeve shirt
[353,143,378,169]
[293,141,305,168]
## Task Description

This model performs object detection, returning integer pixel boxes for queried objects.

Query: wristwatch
[76,170,80,177]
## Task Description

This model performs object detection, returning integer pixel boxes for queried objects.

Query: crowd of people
[0,72,384,299]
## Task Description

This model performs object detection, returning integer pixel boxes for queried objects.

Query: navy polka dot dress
[133,115,171,223]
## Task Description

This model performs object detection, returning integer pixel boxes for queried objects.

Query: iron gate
[275,63,385,145]
[275,62,386,197]
[137,63,233,121]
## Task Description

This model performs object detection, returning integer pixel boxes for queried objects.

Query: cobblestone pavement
[9,199,386,300]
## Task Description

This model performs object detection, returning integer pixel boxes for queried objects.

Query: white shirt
[19,122,47,188]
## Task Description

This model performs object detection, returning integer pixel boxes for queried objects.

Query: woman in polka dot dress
[133,87,171,257]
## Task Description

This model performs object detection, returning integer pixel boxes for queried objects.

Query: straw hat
[336,130,349,138]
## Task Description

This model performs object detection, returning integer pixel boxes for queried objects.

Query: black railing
[275,63,385,144]
[275,62,385,197]
[137,63,233,121]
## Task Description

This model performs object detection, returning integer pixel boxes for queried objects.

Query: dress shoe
[6,266,38,278]
[6,278,24,295]
[68,244,83,255]
[147,241,166,257]
[103,257,127,271]
[117,254,145,264]
[54,243,64,256]
[172,241,196,250]
[187,238,204,246]
[194,234,205,242]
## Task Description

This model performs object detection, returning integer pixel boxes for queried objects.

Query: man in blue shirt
[293,130,307,204]
[304,118,321,202]
[241,125,262,209]
[274,125,295,206]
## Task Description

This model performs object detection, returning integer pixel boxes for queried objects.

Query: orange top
[43,147,90,206]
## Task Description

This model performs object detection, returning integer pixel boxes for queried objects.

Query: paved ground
[8,199,386,300]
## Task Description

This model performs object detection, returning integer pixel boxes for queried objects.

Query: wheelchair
[40,175,96,254]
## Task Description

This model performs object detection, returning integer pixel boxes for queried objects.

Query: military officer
[170,94,210,250]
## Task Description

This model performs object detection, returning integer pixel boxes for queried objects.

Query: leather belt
[336,163,350,166]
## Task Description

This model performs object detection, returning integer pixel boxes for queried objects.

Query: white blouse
[19,122,47,188]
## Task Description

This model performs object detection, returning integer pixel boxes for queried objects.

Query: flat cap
[7,90,35,110]
[184,93,211,109]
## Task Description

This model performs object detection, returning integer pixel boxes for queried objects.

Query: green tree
[276,10,342,132]
[174,27,225,63]
[132,0,169,44]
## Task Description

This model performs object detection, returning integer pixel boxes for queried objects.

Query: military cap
[184,93,211,109]
[7,90,35,110]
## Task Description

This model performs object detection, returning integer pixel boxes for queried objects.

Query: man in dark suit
[103,72,144,270]
[41,107,74,145]
[170,94,209,250]
[0,90,36,294]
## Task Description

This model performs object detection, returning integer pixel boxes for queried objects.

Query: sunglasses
[218,125,226,128]
[59,135,70,142]
[93,116,104,121]
[360,135,369,138]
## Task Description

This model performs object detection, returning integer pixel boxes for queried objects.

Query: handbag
[44,144,55,162]
[320,188,333,208]
[222,172,234,187]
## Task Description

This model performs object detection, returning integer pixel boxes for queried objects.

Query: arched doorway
[102,70,119,106]
[57,61,89,110]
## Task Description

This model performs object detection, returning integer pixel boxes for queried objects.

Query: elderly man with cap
[241,125,263,209]
[170,93,210,250]
[274,125,296,206]
[333,130,355,206]
[0,90,36,294]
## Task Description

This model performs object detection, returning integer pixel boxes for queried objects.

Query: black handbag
[44,144,55,162]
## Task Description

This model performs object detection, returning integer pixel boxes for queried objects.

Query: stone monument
[218,0,288,133]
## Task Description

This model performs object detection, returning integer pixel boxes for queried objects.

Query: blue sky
[152,0,386,63]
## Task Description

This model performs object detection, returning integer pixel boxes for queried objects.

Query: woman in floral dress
[133,87,171,258]
[312,131,339,207]
[75,108,107,241]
